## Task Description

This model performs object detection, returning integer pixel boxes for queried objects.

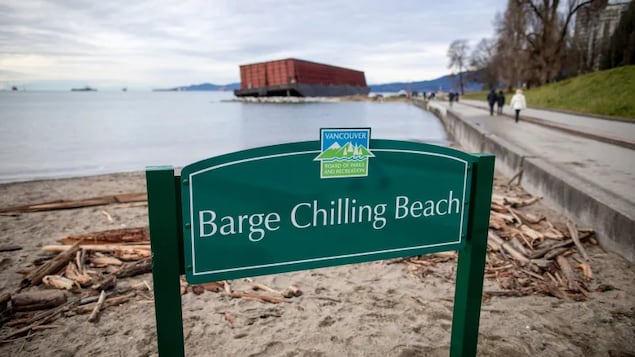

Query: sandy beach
[0,171,634,356]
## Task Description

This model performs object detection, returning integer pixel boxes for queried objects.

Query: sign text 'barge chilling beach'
[146,128,495,357]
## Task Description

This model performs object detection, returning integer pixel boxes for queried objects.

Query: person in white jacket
[509,89,527,123]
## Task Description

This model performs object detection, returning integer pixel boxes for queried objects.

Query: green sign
[181,137,474,284]
[145,130,495,357]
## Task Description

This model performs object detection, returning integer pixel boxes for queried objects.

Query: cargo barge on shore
[234,58,370,98]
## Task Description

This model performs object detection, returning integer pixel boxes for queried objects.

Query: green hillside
[461,65,635,119]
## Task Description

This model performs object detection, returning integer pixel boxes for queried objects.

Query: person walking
[509,89,527,123]
[486,89,497,115]
[496,90,505,114]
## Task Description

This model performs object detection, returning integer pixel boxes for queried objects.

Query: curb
[528,106,634,123]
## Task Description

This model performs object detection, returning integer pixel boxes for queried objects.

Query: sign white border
[187,149,469,278]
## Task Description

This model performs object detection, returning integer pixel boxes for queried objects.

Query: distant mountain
[369,72,483,93]
[154,82,240,91]
[184,82,240,91]
[159,72,486,93]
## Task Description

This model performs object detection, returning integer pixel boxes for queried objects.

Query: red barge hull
[234,58,370,97]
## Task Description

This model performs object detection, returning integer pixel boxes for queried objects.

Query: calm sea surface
[0,91,447,183]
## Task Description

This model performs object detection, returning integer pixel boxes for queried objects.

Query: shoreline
[224,94,410,104]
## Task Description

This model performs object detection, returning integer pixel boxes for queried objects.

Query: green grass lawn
[461,65,635,119]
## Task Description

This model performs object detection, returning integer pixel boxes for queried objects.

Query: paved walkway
[459,99,635,148]
[433,100,635,207]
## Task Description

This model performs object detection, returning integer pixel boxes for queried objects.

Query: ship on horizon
[71,86,97,92]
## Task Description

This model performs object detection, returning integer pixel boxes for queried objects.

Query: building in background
[234,58,370,97]
[574,0,630,71]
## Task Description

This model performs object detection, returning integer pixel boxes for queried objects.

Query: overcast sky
[0,0,506,90]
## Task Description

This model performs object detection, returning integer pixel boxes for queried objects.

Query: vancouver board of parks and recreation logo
[314,128,374,178]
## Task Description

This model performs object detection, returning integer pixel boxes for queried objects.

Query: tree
[457,0,604,91]
[515,0,596,85]
[447,39,470,94]
[495,1,529,90]
[469,38,499,89]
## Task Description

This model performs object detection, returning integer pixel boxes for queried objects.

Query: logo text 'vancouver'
[314,128,374,178]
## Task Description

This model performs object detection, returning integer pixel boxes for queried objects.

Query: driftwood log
[88,290,106,323]
[229,291,289,304]
[1,298,80,341]
[92,275,117,291]
[42,244,150,253]
[75,292,136,314]
[57,227,149,245]
[252,283,303,298]
[21,241,82,289]
[556,255,578,291]
[115,258,152,279]
[11,290,67,312]
[487,230,529,265]
[0,192,147,213]
[567,220,590,262]
[87,258,152,293]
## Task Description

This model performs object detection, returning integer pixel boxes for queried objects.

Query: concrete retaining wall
[416,99,634,263]
[521,158,634,262]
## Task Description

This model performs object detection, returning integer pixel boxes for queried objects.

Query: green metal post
[450,154,495,357]
[146,166,185,357]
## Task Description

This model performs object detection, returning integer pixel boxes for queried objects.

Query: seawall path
[415,99,635,263]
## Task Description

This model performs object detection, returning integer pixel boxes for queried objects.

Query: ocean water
[0,91,447,183]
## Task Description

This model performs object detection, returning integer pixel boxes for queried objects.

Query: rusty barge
[234,58,370,97]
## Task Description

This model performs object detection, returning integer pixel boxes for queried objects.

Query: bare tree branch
[557,0,596,49]
[447,39,471,94]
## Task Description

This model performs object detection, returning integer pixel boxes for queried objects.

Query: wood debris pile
[0,185,603,341]
[402,188,602,300]
[0,227,302,341]
[0,227,153,342]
